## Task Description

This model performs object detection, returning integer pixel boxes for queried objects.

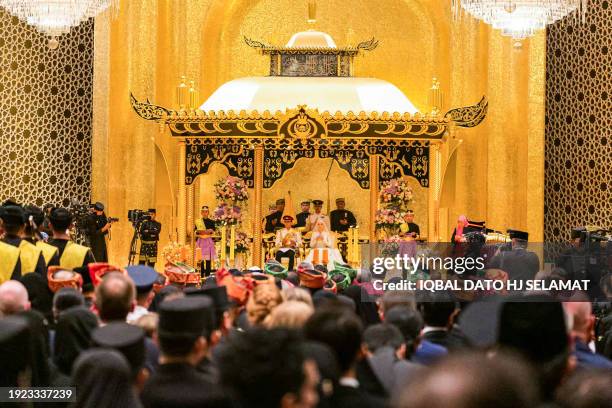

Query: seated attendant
[275,215,302,271]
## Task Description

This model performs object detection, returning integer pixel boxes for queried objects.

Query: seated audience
[304,306,386,407]
[265,300,314,329]
[71,349,142,408]
[141,296,230,408]
[395,352,538,408]
[218,327,319,408]
[0,280,30,316]
[563,299,612,369]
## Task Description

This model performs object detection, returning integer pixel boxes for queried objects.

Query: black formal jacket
[329,383,387,408]
[141,362,233,408]
[330,209,357,232]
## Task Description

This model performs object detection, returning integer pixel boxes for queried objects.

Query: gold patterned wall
[94,0,545,263]
[0,11,93,206]
[545,0,612,241]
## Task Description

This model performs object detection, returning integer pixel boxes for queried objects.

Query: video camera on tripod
[128,209,151,227]
[127,209,153,265]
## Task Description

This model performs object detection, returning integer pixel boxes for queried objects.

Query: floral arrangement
[212,202,242,225]
[379,178,413,210]
[374,208,405,229]
[380,235,402,257]
[227,231,251,254]
[214,176,249,204]
[161,242,190,264]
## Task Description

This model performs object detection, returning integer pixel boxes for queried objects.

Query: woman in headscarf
[305,219,344,271]
[20,272,54,324]
[71,349,142,408]
[51,306,98,382]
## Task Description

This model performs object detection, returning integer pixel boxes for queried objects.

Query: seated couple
[275,215,342,271]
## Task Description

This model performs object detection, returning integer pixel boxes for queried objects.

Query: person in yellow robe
[0,204,45,277]
[47,208,96,286]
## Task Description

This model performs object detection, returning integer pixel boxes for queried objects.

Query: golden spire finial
[308,0,317,25]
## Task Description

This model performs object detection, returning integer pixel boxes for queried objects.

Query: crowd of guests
[1,253,612,408]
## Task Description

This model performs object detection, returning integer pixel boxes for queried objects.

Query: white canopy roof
[199,76,419,114]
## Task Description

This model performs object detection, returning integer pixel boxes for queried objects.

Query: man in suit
[141,296,232,408]
[419,294,469,351]
[488,229,539,281]
[304,307,386,408]
[295,200,311,228]
[264,199,285,233]
[330,198,357,233]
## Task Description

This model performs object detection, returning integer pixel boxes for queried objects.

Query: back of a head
[381,290,416,315]
[396,352,538,408]
[246,283,283,326]
[266,300,314,329]
[0,280,30,316]
[218,327,306,408]
[72,349,138,408]
[364,323,405,353]
[419,293,456,327]
[49,207,72,232]
[384,306,423,343]
[498,295,569,400]
[304,306,363,373]
[53,287,85,315]
[53,306,99,375]
[556,368,612,408]
[95,272,135,322]
[20,273,53,318]
[281,286,314,308]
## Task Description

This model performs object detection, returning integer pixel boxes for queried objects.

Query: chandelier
[0,0,118,48]
[452,1,587,43]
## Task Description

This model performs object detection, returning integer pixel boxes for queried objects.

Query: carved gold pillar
[252,146,264,267]
[369,155,379,243]
[428,142,442,242]
[193,179,200,265]
[177,140,187,245]
[186,182,194,261]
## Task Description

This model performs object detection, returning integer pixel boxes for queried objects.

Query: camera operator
[86,202,112,262]
[139,209,161,267]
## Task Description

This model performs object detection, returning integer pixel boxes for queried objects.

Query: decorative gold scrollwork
[444,96,488,128]
[130,93,169,121]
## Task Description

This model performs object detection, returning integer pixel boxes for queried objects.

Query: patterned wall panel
[545,0,612,241]
[0,11,93,207]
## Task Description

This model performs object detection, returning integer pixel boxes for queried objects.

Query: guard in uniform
[0,205,45,277]
[264,199,284,233]
[294,201,311,228]
[330,198,357,233]
[139,209,162,267]
[195,206,217,278]
[305,199,331,232]
[488,229,539,281]
[399,210,420,239]
[126,265,160,324]
[47,208,96,285]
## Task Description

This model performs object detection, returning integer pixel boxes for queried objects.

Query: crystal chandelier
[452,1,587,42]
[0,0,118,48]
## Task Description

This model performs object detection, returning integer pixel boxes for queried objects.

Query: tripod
[127,225,140,266]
